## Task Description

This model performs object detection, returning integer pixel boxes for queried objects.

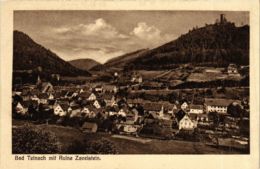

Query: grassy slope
[13,120,243,154]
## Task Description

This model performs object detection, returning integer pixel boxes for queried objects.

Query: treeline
[13,31,91,76]
[126,23,249,70]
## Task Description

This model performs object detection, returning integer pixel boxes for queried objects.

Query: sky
[14,11,249,64]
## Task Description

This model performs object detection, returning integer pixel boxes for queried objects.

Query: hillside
[69,58,101,71]
[125,22,249,70]
[104,49,149,68]
[13,30,91,76]
[90,49,148,71]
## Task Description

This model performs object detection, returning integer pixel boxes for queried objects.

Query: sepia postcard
[0,0,259,169]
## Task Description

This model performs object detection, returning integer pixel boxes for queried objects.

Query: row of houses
[13,80,246,135]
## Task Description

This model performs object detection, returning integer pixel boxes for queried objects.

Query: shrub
[66,138,118,154]
[12,125,60,154]
[85,138,118,154]
[66,140,86,154]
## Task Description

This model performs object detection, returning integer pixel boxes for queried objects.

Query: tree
[85,138,118,154]
[12,125,60,154]
[227,103,243,118]
[208,111,219,127]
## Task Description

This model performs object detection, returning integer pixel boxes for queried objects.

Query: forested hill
[13,30,91,76]
[125,22,249,70]
[69,58,101,71]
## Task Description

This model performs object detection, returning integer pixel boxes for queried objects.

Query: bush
[12,125,60,154]
[66,140,86,154]
[85,138,118,154]
[66,138,118,154]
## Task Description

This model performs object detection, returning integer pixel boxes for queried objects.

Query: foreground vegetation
[13,120,245,154]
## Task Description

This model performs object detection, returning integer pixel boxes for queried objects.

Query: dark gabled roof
[41,104,50,110]
[61,90,68,96]
[59,103,69,111]
[88,106,100,113]
[175,109,187,122]
[70,104,81,110]
[20,100,31,108]
[54,92,62,98]
[78,91,92,98]
[189,104,204,110]
[106,105,119,112]
[188,113,198,120]
[30,89,40,96]
[204,98,241,107]
[102,85,116,91]
[147,112,158,119]
[39,82,53,92]
[95,85,103,88]
[38,93,49,99]
[66,91,74,97]
[143,103,162,111]
[48,99,56,105]
[102,93,114,100]
[21,89,30,96]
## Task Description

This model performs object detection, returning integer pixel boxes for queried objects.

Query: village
[12,63,249,153]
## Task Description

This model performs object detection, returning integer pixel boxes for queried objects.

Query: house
[131,74,143,83]
[78,91,91,99]
[39,103,51,112]
[144,112,159,124]
[21,89,30,101]
[118,108,128,117]
[65,91,74,99]
[102,85,118,93]
[77,88,84,93]
[15,102,28,115]
[81,106,98,118]
[54,103,69,116]
[127,98,144,107]
[204,98,241,114]
[51,74,60,81]
[158,119,173,129]
[93,100,102,109]
[143,102,162,114]
[227,63,239,74]
[69,105,82,117]
[121,124,139,134]
[106,106,119,116]
[94,85,103,93]
[88,107,99,118]
[53,91,62,99]
[125,108,139,124]
[196,114,209,124]
[102,94,115,106]
[179,114,197,130]
[181,101,188,110]
[189,104,204,114]
[39,82,54,93]
[81,107,90,115]
[48,93,54,100]
[88,93,97,101]
[81,122,98,133]
[48,99,56,109]
[38,93,49,104]
[175,109,187,122]
[30,93,40,103]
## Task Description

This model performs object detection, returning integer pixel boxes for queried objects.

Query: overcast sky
[14,11,249,63]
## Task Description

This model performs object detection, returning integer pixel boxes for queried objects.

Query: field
[13,120,243,154]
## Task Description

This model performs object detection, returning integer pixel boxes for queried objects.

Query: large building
[204,98,241,114]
